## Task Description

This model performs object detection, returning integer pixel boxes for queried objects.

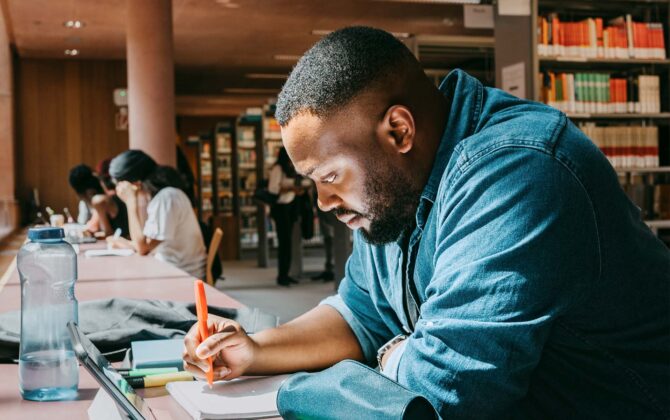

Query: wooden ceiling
[2,0,493,104]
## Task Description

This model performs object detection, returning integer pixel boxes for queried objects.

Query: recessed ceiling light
[65,49,79,56]
[372,0,479,3]
[63,20,85,29]
[442,18,456,27]
[273,54,301,61]
[311,29,411,39]
[245,73,288,80]
[215,0,239,7]
[223,88,280,94]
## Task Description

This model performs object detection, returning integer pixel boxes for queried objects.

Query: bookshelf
[495,0,670,233]
[196,133,214,222]
[235,111,264,263]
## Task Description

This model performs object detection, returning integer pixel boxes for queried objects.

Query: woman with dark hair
[268,147,309,286]
[107,149,206,279]
[68,164,129,237]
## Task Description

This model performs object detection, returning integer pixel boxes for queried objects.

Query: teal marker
[117,367,179,377]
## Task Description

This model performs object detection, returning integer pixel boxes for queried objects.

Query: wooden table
[3,242,190,287]
[0,242,245,419]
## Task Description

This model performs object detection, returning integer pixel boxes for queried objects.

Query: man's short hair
[275,26,420,126]
[68,164,103,195]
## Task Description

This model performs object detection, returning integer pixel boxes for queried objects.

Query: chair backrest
[206,228,223,286]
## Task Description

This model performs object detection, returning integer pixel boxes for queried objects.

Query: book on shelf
[579,123,659,169]
[539,72,660,114]
[216,132,232,153]
[237,126,256,146]
[538,14,666,59]
[263,116,282,140]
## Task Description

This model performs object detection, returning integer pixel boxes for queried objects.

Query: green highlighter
[118,367,179,377]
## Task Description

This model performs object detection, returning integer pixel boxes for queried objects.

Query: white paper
[498,0,530,16]
[501,62,526,99]
[84,249,135,258]
[167,375,289,419]
[464,5,493,29]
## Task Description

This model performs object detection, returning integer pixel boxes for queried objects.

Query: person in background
[96,158,117,196]
[177,144,197,207]
[268,147,307,287]
[311,196,336,282]
[107,149,206,279]
[68,164,129,237]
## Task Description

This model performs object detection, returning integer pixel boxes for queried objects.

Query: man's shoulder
[459,99,567,165]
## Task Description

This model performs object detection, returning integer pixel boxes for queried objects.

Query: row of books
[263,116,281,140]
[579,123,659,169]
[539,72,661,114]
[538,14,666,59]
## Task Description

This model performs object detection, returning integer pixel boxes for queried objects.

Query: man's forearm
[247,305,364,375]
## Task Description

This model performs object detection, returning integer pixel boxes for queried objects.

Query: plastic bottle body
[18,233,79,402]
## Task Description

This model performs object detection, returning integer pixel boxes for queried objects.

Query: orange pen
[194,280,214,387]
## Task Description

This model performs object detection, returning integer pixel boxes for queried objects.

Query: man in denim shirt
[183,27,670,418]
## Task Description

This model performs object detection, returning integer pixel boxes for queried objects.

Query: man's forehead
[280,113,332,174]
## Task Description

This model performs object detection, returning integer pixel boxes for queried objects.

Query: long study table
[0,241,244,419]
[3,242,191,287]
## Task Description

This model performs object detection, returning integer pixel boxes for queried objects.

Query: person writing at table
[107,150,206,279]
[182,27,669,418]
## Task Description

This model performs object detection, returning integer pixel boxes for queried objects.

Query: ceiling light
[223,88,280,94]
[245,73,288,80]
[63,20,85,29]
[372,0,479,3]
[64,49,79,56]
[215,0,239,7]
[311,29,411,39]
[273,54,301,61]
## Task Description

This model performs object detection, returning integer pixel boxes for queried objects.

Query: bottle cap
[28,227,65,242]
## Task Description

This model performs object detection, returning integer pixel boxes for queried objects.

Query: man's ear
[379,105,415,154]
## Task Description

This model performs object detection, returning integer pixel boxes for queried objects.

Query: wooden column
[0,5,18,235]
[126,0,176,166]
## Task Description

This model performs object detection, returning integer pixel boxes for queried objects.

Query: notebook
[131,339,184,370]
[84,248,135,257]
[166,375,290,419]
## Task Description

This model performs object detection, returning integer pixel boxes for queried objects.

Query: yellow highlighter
[125,371,194,389]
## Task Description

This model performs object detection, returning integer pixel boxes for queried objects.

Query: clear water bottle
[18,227,78,401]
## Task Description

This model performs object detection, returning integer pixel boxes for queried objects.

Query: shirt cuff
[320,295,380,364]
[381,340,407,382]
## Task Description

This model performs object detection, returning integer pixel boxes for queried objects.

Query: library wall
[15,59,129,222]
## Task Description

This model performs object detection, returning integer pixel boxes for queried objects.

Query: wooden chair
[206,228,223,286]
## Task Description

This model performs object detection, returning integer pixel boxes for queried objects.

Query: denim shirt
[321,69,670,419]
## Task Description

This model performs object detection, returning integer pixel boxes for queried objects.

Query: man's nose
[316,186,341,213]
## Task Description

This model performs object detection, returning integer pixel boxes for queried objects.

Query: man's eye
[322,174,337,184]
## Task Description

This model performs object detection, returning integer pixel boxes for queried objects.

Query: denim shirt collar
[413,69,484,231]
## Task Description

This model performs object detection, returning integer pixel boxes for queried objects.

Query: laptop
[67,321,156,420]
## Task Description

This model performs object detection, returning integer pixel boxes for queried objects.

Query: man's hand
[183,315,259,381]
[115,181,138,204]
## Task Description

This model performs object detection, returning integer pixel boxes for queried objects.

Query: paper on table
[166,375,290,420]
[84,249,135,258]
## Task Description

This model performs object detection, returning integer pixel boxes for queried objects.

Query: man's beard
[334,162,422,245]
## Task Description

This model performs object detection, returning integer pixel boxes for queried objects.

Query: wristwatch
[377,334,407,369]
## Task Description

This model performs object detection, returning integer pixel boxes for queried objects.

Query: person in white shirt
[107,150,206,279]
[268,147,308,287]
